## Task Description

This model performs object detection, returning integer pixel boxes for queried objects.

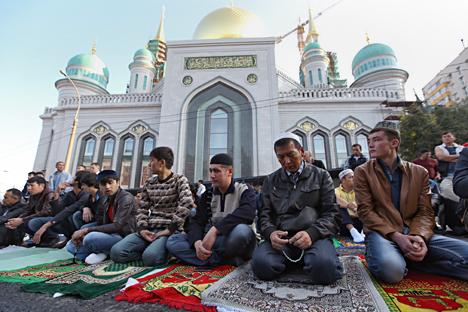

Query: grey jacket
[258,163,341,243]
[0,200,28,224]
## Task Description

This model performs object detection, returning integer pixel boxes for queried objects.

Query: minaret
[300,7,329,88]
[305,7,319,44]
[147,7,167,84]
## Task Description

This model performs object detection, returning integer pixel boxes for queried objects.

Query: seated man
[251,133,343,284]
[0,189,27,246]
[344,144,369,171]
[72,172,107,230]
[30,171,90,247]
[167,153,257,267]
[66,170,138,264]
[111,147,193,267]
[335,169,364,242]
[355,121,468,284]
[6,176,56,247]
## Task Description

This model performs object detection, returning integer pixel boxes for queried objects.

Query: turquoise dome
[67,54,109,78]
[134,48,156,61]
[352,43,395,69]
[303,42,323,54]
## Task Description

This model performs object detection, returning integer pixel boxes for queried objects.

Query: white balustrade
[59,93,163,106]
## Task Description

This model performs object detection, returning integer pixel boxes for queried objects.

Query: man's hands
[6,218,23,229]
[194,227,220,261]
[71,228,88,249]
[289,231,313,249]
[270,230,313,251]
[82,207,93,222]
[270,230,289,251]
[33,222,52,244]
[140,229,172,243]
[388,232,427,262]
[347,202,358,215]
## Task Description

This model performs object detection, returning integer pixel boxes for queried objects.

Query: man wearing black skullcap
[251,132,343,284]
[167,153,258,267]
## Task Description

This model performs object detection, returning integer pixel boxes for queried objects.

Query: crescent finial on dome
[91,38,97,55]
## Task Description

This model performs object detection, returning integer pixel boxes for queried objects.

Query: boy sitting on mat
[111,147,193,267]
[66,170,138,264]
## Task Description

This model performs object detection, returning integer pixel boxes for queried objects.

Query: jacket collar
[213,178,235,195]
[279,162,312,183]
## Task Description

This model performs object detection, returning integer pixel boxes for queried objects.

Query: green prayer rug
[22,260,156,299]
[0,258,85,284]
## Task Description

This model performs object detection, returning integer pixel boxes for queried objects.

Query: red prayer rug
[115,264,235,312]
[362,259,468,311]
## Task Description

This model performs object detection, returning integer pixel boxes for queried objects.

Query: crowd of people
[1,121,468,285]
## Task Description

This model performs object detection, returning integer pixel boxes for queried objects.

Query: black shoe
[38,237,60,248]
[433,227,447,235]
[51,238,70,249]
[22,241,37,248]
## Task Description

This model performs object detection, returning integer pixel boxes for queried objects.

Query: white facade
[33,5,408,187]
[422,47,468,106]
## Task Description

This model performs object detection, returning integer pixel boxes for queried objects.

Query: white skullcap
[274,132,302,146]
[339,169,353,180]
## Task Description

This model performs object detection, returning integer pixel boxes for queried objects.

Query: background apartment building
[423,47,468,106]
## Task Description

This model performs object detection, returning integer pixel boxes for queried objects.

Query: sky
[0,0,467,191]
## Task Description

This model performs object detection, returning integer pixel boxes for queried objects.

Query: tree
[399,98,468,161]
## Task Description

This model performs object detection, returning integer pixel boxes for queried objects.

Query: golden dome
[193,6,269,40]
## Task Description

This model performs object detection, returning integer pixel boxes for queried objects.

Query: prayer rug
[333,235,366,256]
[201,256,390,312]
[0,247,72,271]
[115,264,236,312]
[22,260,154,299]
[363,260,468,311]
[0,258,86,284]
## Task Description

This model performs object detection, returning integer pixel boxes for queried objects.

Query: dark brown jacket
[354,159,434,242]
[20,187,55,224]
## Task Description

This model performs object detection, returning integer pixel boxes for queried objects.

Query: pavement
[1,231,468,312]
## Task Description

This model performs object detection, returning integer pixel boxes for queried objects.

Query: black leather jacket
[0,200,27,224]
[87,188,137,238]
[258,164,341,243]
[454,147,468,199]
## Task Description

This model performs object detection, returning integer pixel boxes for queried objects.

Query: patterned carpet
[201,256,389,312]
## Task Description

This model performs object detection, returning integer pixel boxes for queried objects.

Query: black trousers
[0,224,24,246]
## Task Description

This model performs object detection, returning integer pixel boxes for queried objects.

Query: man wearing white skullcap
[335,169,365,242]
[251,132,343,284]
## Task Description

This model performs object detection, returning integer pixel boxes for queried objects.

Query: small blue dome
[134,48,156,61]
[67,54,109,78]
[352,43,395,69]
[303,42,323,54]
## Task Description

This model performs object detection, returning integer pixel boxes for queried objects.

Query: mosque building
[33,4,409,188]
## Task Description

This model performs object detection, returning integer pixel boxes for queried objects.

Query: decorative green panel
[184,55,257,70]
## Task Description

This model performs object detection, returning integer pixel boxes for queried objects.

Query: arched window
[139,137,154,187]
[309,70,313,86]
[313,134,327,169]
[209,109,228,159]
[335,134,348,168]
[293,130,307,151]
[120,137,134,189]
[318,68,322,83]
[81,137,95,168]
[143,76,147,91]
[101,137,115,170]
[134,74,139,89]
[357,133,369,158]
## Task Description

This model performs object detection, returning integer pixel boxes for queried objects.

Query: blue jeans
[73,211,97,230]
[251,237,343,284]
[365,231,468,284]
[28,217,60,239]
[66,232,122,261]
[110,229,172,267]
[166,224,257,266]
